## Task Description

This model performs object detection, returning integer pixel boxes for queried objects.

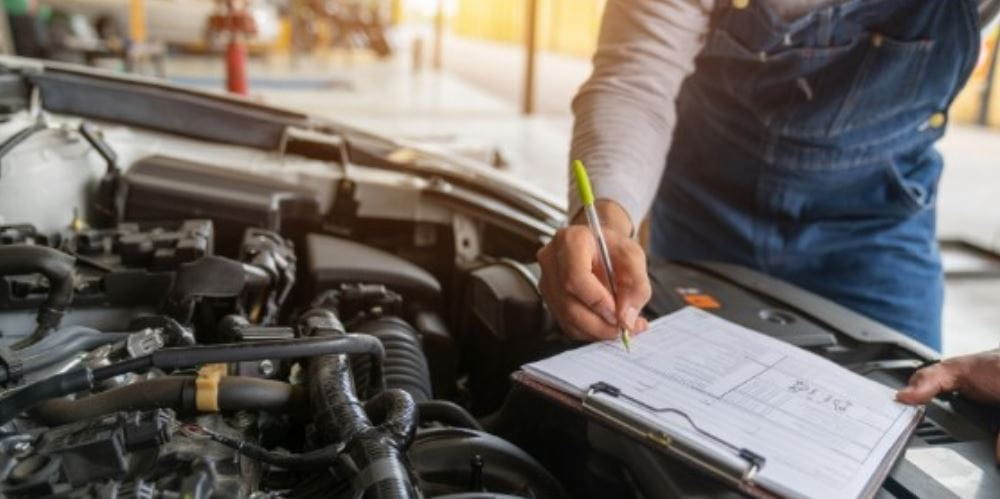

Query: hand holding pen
[535,160,652,346]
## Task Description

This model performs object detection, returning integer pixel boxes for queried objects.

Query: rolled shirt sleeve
[569,0,714,227]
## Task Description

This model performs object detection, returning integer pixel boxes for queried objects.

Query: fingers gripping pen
[572,160,632,352]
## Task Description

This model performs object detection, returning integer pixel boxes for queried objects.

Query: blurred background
[2,0,999,355]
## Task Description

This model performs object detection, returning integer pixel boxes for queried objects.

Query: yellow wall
[392,0,404,25]
[450,1,1000,126]
[453,0,605,58]
[952,29,1000,126]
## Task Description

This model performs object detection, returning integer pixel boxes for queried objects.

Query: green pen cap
[572,160,595,206]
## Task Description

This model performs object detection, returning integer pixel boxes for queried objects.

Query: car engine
[0,125,571,499]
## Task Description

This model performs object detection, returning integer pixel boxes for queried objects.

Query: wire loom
[0,334,386,428]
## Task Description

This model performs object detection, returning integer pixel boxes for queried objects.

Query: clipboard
[512,370,923,499]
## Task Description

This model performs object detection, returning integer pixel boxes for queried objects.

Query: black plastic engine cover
[306,233,441,302]
[0,221,213,338]
[123,155,321,255]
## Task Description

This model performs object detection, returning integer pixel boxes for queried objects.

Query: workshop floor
[163,33,1000,356]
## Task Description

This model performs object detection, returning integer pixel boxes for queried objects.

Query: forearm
[570,95,674,236]
[568,0,713,230]
[570,199,633,238]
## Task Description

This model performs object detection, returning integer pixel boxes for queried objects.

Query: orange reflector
[683,294,721,309]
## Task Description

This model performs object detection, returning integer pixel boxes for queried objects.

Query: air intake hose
[352,317,432,403]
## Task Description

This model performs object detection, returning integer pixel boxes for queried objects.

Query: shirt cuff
[567,172,646,237]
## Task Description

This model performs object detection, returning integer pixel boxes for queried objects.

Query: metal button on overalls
[928,112,947,129]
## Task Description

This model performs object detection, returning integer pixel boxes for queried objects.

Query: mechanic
[897,348,1000,462]
[537,0,991,350]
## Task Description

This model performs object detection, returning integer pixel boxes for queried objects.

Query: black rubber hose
[353,436,415,499]
[77,121,120,175]
[0,122,47,179]
[32,376,307,426]
[0,335,384,426]
[16,327,127,377]
[0,327,127,386]
[93,335,385,388]
[353,317,432,403]
[304,309,373,445]
[303,308,416,499]
[33,376,189,426]
[199,425,345,471]
[217,377,307,414]
[365,389,417,449]
[0,245,75,349]
[417,401,483,431]
[0,368,93,428]
[18,327,127,365]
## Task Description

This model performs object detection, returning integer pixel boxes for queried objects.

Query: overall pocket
[829,33,936,135]
[881,148,943,216]
[698,27,936,139]
[700,28,861,133]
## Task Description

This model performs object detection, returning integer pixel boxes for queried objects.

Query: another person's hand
[896,349,1000,462]
[537,200,651,341]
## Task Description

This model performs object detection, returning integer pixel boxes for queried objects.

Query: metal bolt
[927,112,947,129]
[232,411,255,430]
[258,359,275,377]
[11,441,32,456]
[469,454,485,491]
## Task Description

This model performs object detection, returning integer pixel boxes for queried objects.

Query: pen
[572,159,631,352]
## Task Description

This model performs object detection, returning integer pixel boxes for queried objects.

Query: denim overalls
[650,0,981,349]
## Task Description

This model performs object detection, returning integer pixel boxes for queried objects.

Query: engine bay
[0,210,571,498]
[0,89,571,496]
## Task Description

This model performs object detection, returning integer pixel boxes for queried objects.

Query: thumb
[896,363,961,405]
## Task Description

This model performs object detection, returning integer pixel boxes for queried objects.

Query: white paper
[523,308,921,499]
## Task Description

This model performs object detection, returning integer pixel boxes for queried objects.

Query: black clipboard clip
[583,382,766,487]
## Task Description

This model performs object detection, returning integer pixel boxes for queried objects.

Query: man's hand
[896,349,1000,463]
[537,200,652,341]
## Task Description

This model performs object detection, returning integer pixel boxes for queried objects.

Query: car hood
[0,56,566,233]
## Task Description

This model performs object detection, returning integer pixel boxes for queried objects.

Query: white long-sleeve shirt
[568,0,992,225]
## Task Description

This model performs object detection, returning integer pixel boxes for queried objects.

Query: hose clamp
[352,457,411,496]
[195,363,228,412]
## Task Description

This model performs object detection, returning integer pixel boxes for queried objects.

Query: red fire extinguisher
[208,0,258,95]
